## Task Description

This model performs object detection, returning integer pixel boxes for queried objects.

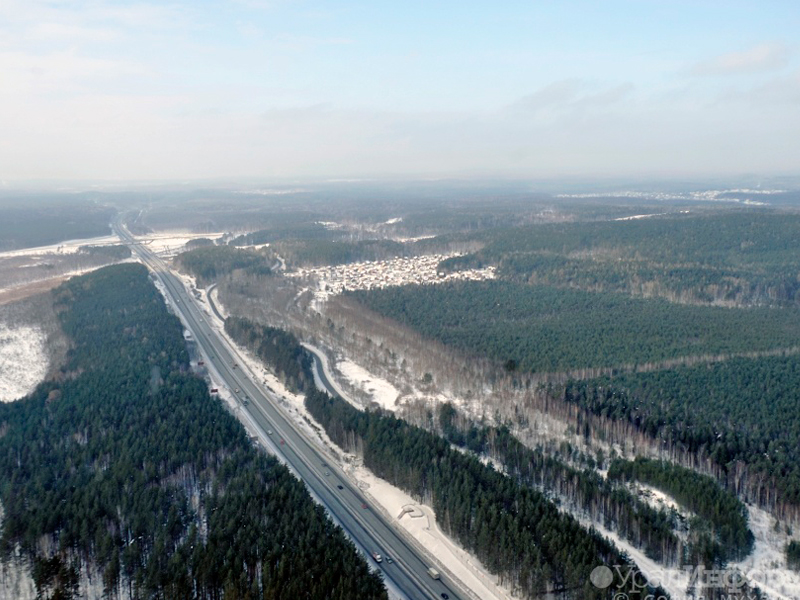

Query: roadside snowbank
[351,465,515,600]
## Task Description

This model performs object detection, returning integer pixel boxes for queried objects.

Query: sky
[1,0,799,182]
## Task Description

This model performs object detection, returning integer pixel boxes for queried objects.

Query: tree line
[607,457,753,562]
[224,316,315,393]
[176,245,271,284]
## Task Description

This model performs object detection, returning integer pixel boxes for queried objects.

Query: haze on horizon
[2,0,799,183]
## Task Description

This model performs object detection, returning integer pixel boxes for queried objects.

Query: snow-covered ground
[731,505,800,600]
[352,465,514,600]
[0,234,120,259]
[336,358,401,410]
[132,231,225,257]
[0,324,48,402]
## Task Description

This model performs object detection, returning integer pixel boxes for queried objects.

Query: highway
[114,222,463,600]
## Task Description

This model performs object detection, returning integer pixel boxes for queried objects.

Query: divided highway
[115,223,464,600]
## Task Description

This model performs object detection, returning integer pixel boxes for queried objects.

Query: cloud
[272,33,355,52]
[0,49,144,93]
[508,80,634,115]
[511,79,583,112]
[720,69,800,106]
[25,22,120,43]
[690,43,790,76]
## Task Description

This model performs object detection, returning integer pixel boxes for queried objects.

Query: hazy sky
[2,1,799,181]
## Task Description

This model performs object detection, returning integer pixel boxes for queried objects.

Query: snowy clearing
[336,358,401,410]
[0,324,48,402]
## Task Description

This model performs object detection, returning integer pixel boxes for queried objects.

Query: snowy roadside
[174,274,517,600]
[164,272,409,600]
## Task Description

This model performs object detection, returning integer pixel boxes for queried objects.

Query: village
[286,253,496,294]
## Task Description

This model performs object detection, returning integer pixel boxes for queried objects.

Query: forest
[0,264,386,599]
[436,210,800,307]
[229,222,335,246]
[348,280,800,373]
[276,239,408,267]
[176,245,272,284]
[0,200,114,251]
[304,389,668,600]
[224,316,314,393]
[436,404,751,567]
[78,244,132,260]
[607,457,753,561]
[562,354,800,508]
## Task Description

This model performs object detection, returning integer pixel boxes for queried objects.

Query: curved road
[115,222,462,600]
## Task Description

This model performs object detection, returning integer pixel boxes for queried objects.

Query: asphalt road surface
[115,222,464,600]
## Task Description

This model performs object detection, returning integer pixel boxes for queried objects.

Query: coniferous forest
[563,356,800,508]
[435,405,753,567]
[347,280,800,374]
[176,246,271,284]
[224,316,315,393]
[304,389,669,600]
[0,264,386,600]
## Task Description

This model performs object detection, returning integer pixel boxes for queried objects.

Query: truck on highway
[427,567,440,580]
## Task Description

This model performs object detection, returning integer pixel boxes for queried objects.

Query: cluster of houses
[287,253,495,294]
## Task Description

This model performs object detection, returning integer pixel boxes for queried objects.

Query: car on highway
[267,430,273,435]
[337,485,343,490]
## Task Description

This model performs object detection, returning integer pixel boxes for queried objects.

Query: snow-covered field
[0,234,122,259]
[133,231,225,257]
[0,324,48,402]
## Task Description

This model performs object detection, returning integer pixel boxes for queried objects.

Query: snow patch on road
[0,324,48,402]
